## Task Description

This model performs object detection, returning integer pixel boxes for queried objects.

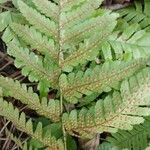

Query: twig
[0,4,14,11]
[0,51,14,63]
[0,61,13,71]
[0,121,10,136]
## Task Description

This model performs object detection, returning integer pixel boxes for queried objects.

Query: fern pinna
[0,0,150,150]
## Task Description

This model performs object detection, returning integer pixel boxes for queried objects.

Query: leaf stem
[60,93,67,150]
[58,1,67,149]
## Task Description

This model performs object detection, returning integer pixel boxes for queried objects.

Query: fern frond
[61,0,85,12]
[61,0,103,28]
[60,12,118,71]
[102,23,150,60]
[18,0,58,41]
[62,67,150,138]
[0,97,64,150]
[118,1,150,30]
[60,58,149,104]
[23,142,42,150]
[108,117,150,150]
[2,27,15,44]
[98,142,113,150]
[7,41,61,87]
[0,76,61,122]
[10,23,58,61]
[0,11,12,32]
[62,11,117,47]
[7,0,119,72]
[32,0,58,22]
[23,143,36,150]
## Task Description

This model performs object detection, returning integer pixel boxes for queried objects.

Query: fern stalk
[58,2,67,150]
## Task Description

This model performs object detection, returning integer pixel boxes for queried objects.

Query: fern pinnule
[0,76,61,122]
[0,93,64,150]
[60,57,150,104]
[10,23,58,61]
[107,117,150,150]
[63,67,150,138]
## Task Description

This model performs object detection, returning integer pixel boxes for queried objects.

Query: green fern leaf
[61,11,117,47]
[0,96,64,150]
[60,11,118,71]
[0,11,12,32]
[102,23,150,60]
[98,142,113,150]
[23,143,37,150]
[118,0,150,31]
[5,0,119,74]
[62,67,150,137]
[2,27,15,44]
[60,58,149,104]
[7,41,60,87]
[10,23,58,61]
[60,0,85,12]
[108,117,150,150]
[32,0,58,22]
[18,0,58,41]
[61,0,104,28]
[0,76,60,122]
